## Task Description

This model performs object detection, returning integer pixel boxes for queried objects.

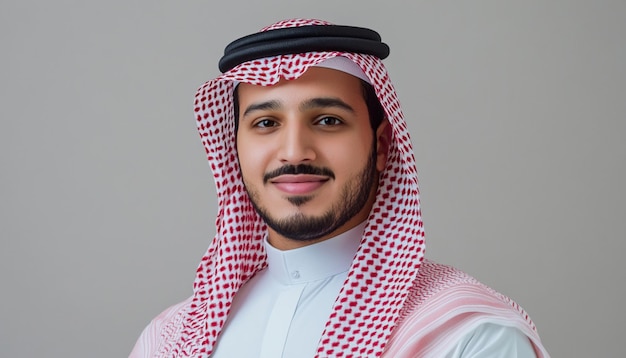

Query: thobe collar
[264,221,366,285]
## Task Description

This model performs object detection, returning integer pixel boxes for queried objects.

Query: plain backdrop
[1,1,624,357]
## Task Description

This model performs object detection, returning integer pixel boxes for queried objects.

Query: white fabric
[211,222,365,358]
[445,323,537,358]
[314,56,371,84]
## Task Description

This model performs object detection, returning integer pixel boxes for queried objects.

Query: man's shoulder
[400,259,523,320]
[386,260,548,357]
[129,297,194,358]
[414,259,479,286]
[406,259,484,304]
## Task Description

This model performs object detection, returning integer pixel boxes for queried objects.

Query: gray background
[1,1,624,357]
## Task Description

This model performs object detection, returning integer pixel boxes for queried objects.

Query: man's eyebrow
[299,97,355,114]
[242,100,282,117]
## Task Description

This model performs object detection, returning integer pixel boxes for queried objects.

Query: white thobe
[211,222,365,358]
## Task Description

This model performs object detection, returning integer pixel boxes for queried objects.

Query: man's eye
[316,116,342,126]
[254,119,277,128]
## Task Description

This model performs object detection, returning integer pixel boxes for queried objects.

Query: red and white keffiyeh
[131,19,549,358]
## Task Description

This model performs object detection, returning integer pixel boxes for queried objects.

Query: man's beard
[243,147,378,242]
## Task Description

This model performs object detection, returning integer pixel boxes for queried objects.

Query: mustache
[263,164,335,183]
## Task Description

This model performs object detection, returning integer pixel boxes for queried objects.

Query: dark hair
[233,79,385,133]
[360,80,385,131]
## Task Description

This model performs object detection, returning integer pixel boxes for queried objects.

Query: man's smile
[269,174,330,195]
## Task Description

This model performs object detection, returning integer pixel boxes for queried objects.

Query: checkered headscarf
[158,19,425,357]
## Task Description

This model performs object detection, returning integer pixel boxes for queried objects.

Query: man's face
[236,67,388,249]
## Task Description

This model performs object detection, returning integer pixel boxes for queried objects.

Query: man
[131,19,550,357]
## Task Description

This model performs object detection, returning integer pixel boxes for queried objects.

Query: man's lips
[269,174,330,195]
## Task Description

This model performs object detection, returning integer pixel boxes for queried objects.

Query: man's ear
[375,118,392,172]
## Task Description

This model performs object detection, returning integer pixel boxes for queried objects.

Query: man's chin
[263,212,338,242]
[285,195,314,207]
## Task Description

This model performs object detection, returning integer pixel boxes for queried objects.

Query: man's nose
[277,122,316,164]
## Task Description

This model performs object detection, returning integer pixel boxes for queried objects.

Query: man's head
[235,66,390,249]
